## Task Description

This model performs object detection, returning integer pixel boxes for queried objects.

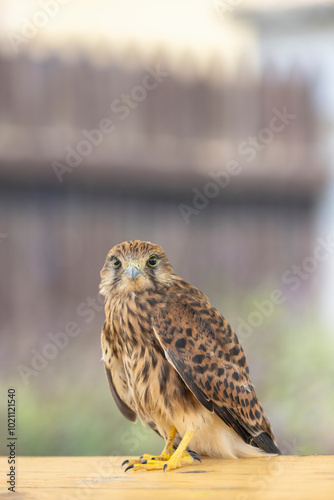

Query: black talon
[163,464,168,472]
[141,460,148,464]
[139,455,143,459]
[121,459,129,468]
[189,451,201,462]
[124,464,134,473]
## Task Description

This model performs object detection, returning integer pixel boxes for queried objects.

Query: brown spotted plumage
[100,240,280,471]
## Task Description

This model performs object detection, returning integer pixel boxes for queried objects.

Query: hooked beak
[124,262,144,281]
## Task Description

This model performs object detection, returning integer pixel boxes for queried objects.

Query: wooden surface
[1,455,333,500]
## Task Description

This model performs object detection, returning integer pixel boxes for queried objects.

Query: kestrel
[100,240,280,472]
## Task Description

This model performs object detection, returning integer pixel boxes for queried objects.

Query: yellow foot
[140,453,168,461]
[121,454,168,469]
[123,450,200,472]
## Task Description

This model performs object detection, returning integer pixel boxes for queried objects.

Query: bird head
[100,240,175,296]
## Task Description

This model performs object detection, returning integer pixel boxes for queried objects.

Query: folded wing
[152,299,280,455]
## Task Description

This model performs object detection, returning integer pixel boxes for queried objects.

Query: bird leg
[121,426,177,469]
[141,425,177,461]
[124,430,197,472]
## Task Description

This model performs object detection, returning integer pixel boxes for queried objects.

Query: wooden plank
[1,456,333,500]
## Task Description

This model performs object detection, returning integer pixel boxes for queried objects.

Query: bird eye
[147,255,158,267]
[111,257,121,269]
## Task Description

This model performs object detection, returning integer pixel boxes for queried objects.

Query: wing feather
[166,348,213,412]
[152,297,280,455]
[104,364,137,423]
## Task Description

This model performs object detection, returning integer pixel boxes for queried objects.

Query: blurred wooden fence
[0,52,321,184]
[0,50,326,375]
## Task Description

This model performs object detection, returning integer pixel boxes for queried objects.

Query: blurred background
[1,0,334,457]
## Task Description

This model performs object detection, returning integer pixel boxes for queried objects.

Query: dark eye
[147,255,158,267]
[111,256,121,269]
